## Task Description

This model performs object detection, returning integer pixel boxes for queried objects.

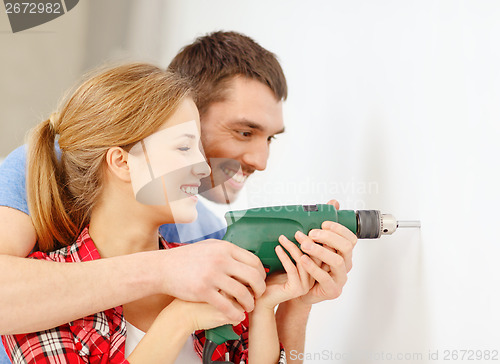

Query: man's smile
[221,166,249,187]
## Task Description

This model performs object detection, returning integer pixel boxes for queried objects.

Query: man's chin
[200,184,241,205]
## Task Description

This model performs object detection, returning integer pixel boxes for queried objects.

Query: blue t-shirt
[0,145,226,363]
[0,145,226,241]
[0,145,29,215]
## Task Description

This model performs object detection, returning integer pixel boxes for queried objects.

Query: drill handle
[203,324,240,364]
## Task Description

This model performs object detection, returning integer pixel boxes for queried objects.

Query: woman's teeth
[222,167,247,184]
[181,186,198,195]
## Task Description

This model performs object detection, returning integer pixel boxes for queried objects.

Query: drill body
[222,204,357,274]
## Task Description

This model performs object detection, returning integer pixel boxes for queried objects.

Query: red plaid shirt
[2,227,286,364]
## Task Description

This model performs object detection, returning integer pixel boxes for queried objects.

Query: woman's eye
[178,146,190,152]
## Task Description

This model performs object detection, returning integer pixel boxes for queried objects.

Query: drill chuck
[356,210,398,238]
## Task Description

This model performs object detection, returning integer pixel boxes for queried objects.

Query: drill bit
[397,220,421,228]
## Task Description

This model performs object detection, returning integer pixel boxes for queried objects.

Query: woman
[2,63,312,363]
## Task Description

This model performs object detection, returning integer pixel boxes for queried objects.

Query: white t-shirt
[124,320,201,363]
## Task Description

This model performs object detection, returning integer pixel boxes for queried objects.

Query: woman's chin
[169,200,199,224]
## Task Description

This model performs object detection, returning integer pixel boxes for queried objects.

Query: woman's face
[128,98,210,224]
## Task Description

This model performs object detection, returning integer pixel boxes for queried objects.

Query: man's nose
[242,142,269,171]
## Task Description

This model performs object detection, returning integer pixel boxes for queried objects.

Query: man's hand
[157,239,267,322]
[290,199,357,306]
[275,200,357,364]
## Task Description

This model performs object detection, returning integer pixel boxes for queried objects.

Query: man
[0,31,356,363]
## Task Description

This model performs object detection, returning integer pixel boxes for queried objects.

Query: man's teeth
[222,167,247,183]
[181,186,198,195]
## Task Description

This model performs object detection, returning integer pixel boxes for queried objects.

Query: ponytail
[25,63,192,252]
[27,116,77,252]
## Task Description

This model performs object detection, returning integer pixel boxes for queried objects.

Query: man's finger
[308,228,352,255]
[224,259,267,299]
[307,228,353,272]
[301,242,348,286]
[216,274,256,312]
[230,243,267,278]
[322,221,358,246]
[326,199,340,210]
[206,290,246,322]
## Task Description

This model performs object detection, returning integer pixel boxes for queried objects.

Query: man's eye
[268,135,277,143]
[238,131,252,138]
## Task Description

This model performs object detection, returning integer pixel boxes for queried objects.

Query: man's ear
[106,147,131,182]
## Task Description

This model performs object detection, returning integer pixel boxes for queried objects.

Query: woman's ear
[106,147,131,182]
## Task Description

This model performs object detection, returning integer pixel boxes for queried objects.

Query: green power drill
[202,204,420,364]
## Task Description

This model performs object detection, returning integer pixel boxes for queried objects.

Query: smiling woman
[0,63,232,363]
[25,63,197,252]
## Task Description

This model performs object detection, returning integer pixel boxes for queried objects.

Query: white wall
[0,1,90,157]
[2,1,499,362]
[0,0,167,157]
[162,1,500,362]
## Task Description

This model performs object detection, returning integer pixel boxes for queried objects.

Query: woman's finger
[278,235,312,293]
[275,244,300,288]
[299,255,344,300]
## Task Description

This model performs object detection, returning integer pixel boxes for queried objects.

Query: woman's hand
[128,298,245,364]
[290,199,357,306]
[256,235,314,311]
[167,298,245,332]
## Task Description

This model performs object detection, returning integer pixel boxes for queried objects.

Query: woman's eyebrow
[175,133,196,139]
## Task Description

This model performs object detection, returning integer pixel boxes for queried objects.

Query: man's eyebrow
[229,119,285,135]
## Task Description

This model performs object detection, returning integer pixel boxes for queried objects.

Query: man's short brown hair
[168,31,288,116]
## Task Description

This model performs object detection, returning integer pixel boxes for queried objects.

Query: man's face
[199,76,284,204]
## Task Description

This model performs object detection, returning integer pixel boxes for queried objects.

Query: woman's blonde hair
[27,63,192,252]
